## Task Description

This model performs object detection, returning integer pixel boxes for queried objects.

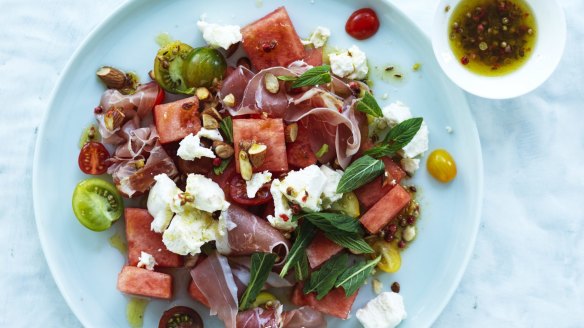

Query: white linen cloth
[0,0,582,327]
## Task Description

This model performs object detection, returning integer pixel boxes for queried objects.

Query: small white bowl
[432,0,566,99]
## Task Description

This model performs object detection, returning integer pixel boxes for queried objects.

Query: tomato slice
[229,175,272,206]
[154,85,166,106]
[158,306,203,328]
[78,141,110,175]
[72,178,123,231]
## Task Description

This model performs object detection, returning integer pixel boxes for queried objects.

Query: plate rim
[32,0,484,327]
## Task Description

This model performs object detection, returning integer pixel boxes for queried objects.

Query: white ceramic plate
[33,0,483,327]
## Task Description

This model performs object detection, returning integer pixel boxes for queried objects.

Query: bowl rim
[431,0,567,99]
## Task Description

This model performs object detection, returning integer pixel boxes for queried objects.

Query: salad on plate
[71,5,457,328]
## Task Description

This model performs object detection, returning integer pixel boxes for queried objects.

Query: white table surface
[1,0,582,327]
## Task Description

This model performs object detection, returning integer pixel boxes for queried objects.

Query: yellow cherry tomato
[427,149,457,183]
[251,291,277,308]
[371,240,401,273]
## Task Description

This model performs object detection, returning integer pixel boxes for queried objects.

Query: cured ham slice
[216,205,290,264]
[97,82,160,144]
[291,282,358,319]
[305,232,343,269]
[285,107,361,169]
[236,304,283,328]
[109,142,178,198]
[100,82,160,119]
[282,306,327,328]
[190,252,239,328]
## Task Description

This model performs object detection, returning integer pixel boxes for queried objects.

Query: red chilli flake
[301,192,308,203]
[461,56,470,65]
[280,214,290,222]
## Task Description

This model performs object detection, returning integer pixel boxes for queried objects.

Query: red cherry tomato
[154,85,165,106]
[78,142,110,175]
[158,306,203,328]
[345,8,380,40]
[229,175,272,206]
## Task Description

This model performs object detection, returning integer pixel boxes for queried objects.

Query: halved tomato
[229,174,272,206]
[78,141,109,175]
[158,306,203,328]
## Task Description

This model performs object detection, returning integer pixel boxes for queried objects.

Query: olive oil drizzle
[448,0,537,76]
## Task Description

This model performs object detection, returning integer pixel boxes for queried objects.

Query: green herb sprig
[219,116,233,144]
[303,253,348,300]
[335,256,381,296]
[278,65,332,88]
[355,92,383,118]
[336,155,385,193]
[239,252,278,310]
[365,117,423,158]
[280,222,317,278]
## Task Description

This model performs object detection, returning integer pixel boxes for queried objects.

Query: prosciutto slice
[99,81,160,119]
[96,82,160,144]
[190,252,239,328]
[236,303,283,328]
[220,66,295,118]
[282,306,327,328]
[216,205,290,264]
[236,303,326,328]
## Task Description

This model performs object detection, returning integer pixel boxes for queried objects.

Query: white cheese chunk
[197,17,242,50]
[277,165,327,212]
[246,171,272,198]
[148,174,181,233]
[266,179,296,231]
[185,174,229,213]
[197,128,224,141]
[177,133,216,161]
[137,251,157,271]
[401,123,429,159]
[162,211,219,256]
[356,292,407,328]
[319,165,344,208]
[329,45,368,80]
[301,26,330,48]
[377,101,429,159]
[400,158,420,175]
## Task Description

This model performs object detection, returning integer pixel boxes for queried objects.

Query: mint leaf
[239,252,278,310]
[295,212,362,234]
[304,253,348,300]
[280,222,317,278]
[324,231,374,254]
[291,65,332,88]
[277,75,298,82]
[294,252,310,281]
[365,117,423,158]
[336,155,385,193]
[335,256,381,296]
[213,157,232,175]
[356,92,383,118]
[219,116,233,144]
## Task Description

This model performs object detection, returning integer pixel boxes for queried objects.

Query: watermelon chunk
[360,184,411,234]
[233,118,288,173]
[241,7,305,70]
[188,279,210,308]
[305,232,343,269]
[117,266,173,299]
[354,158,406,209]
[154,96,201,144]
[125,208,182,268]
[291,282,359,319]
[286,121,317,169]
